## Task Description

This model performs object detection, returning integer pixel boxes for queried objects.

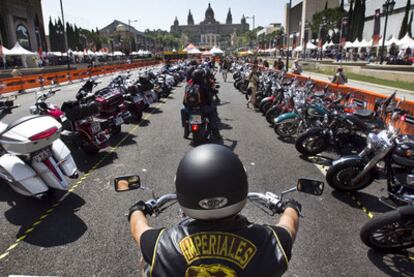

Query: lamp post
[286,0,292,71]
[246,16,256,49]
[380,0,396,64]
[59,0,70,70]
[318,16,327,61]
[128,19,138,53]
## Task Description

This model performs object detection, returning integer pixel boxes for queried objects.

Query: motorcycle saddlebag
[61,101,99,122]
[94,88,124,114]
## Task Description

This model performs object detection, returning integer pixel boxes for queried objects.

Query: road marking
[0,102,164,262]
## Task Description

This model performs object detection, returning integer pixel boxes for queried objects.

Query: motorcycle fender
[398,205,414,218]
[274,112,298,125]
[331,155,366,168]
[31,157,69,190]
[0,154,49,196]
[51,139,78,177]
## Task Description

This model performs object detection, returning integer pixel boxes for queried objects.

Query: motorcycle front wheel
[326,162,373,191]
[274,121,298,138]
[295,128,328,155]
[360,207,414,252]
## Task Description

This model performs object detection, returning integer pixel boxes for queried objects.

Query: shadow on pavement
[0,184,87,247]
[331,190,392,213]
[145,107,163,114]
[367,249,414,277]
[218,122,233,130]
[71,149,118,173]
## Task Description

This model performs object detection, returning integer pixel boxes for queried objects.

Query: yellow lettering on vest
[228,237,236,258]
[235,241,246,263]
[209,234,217,255]
[193,236,202,255]
[219,236,228,256]
[187,238,199,258]
[241,246,255,266]
[201,234,209,255]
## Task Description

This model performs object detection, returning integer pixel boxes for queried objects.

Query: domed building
[171,4,249,49]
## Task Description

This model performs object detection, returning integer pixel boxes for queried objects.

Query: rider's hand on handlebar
[128,200,153,221]
[280,199,302,216]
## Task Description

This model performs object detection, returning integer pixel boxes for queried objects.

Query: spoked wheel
[274,121,298,138]
[265,107,282,124]
[360,207,414,252]
[295,129,328,156]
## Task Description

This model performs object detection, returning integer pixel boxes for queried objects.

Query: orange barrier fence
[283,71,414,134]
[0,60,161,94]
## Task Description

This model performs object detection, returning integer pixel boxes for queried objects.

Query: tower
[204,3,216,24]
[241,14,246,25]
[187,10,194,25]
[226,8,233,24]
[174,16,179,26]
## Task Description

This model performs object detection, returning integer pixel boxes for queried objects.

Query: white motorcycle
[0,98,78,199]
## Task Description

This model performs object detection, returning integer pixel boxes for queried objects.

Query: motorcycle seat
[354,109,374,119]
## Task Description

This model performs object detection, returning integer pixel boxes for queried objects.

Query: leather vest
[145,216,289,277]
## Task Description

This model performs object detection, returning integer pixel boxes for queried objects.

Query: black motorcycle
[326,106,414,251]
[295,102,385,156]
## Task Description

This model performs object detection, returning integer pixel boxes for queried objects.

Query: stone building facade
[170,4,249,49]
[0,0,47,52]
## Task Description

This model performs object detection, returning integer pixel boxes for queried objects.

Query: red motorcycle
[76,80,131,135]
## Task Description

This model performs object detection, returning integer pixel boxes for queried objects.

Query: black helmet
[191,69,205,84]
[175,144,248,220]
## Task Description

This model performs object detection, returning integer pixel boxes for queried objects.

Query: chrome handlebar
[145,192,283,217]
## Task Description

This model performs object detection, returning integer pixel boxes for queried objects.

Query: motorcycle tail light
[191,124,200,132]
[401,115,407,122]
[29,127,58,141]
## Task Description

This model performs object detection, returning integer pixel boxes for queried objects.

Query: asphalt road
[0,71,413,276]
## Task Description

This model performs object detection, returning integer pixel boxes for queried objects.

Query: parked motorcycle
[0,98,78,199]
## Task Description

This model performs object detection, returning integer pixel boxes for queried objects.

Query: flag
[373,9,381,45]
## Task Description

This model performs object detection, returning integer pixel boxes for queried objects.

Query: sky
[41,0,286,34]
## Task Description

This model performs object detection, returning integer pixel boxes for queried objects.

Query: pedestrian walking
[331,67,348,85]
[246,63,259,109]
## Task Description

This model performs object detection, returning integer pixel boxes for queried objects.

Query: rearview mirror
[297,179,324,196]
[114,175,141,192]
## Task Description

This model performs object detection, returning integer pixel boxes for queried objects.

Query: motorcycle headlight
[367,133,381,150]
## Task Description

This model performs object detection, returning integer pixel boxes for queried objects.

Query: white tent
[398,34,414,49]
[187,48,202,55]
[359,39,373,48]
[1,45,12,55]
[8,42,37,56]
[352,39,361,48]
[210,46,224,55]
[306,41,318,50]
[130,51,139,55]
[322,42,329,50]
[385,36,399,47]
[328,41,335,47]
[112,51,125,56]
[344,41,354,49]
[184,43,197,52]
[294,46,303,52]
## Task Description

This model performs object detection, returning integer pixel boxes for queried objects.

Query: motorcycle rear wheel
[81,142,100,154]
[360,208,414,252]
[192,131,204,146]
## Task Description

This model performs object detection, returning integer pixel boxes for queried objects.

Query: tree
[409,11,414,37]
[399,0,411,38]
[310,7,344,42]
[347,0,354,40]
[340,0,345,12]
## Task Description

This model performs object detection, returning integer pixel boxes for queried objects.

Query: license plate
[91,122,101,134]
[114,116,124,126]
[133,95,143,103]
[32,148,52,163]
[190,114,202,124]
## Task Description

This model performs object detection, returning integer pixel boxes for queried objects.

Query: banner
[373,9,381,45]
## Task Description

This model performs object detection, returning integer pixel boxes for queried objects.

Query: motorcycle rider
[181,68,221,140]
[129,144,301,276]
